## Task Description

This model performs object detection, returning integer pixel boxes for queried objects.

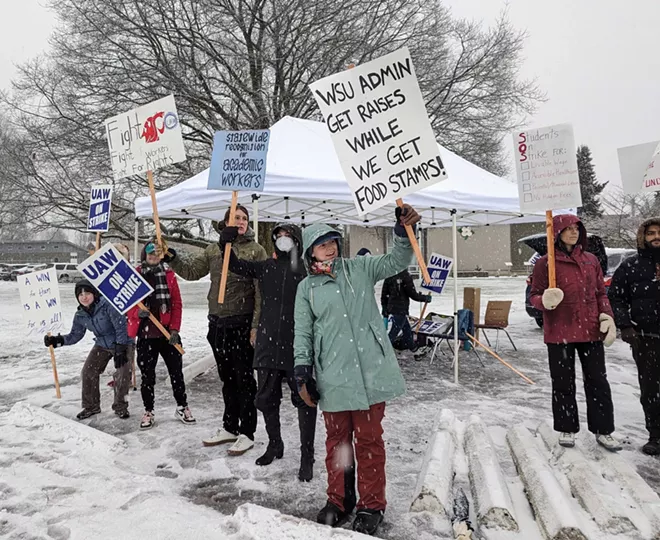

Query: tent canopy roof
[135,116,546,228]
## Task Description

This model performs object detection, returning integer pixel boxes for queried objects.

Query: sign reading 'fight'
[77,244,153,314]
[87,184,113,232]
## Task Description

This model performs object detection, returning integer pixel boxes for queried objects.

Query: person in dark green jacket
[294,205,420,536]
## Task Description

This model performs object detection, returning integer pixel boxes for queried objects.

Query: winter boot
[298,406,317,482]
[256,439,284,466]
[76,408,101,420]
[596,434,622,452]
[352,509,384,536]
[643,438,660,456]
[317,502,352,527]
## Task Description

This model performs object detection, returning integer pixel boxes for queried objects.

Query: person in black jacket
[221,222,316,481]
[381,270,432,351]
[609,217,660,455]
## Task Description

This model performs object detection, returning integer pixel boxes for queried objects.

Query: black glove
[44,334,64,348]
[162,247,176,263]
[294,365,320,403]
[114,344,129,369]
[168,329,181,346]
[394,204,420,237]
[218,226,239,247]
[424,295,433,303]
[621,327,638,345]
[138,309,151,319]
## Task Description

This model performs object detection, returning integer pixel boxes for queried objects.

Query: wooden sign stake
[546,210,556,288]
[137,301,185,355]
[467,332,535,385]
[147,169,164,250]
[218,191,239,304]
[95,232,101,252]
[396,199,431,284]
[415,302,428,334]
[46,332,62,398]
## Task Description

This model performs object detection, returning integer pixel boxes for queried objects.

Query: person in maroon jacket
[127,241,195,430]
[530,214,620,451]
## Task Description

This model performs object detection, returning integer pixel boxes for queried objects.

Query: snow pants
[137,337,187,412]
[255,368,316,459]
[207,322,257,440]
[81,345,131,413]
[547,341,614,435]
[323,402,386,512]
[632,336,660,439]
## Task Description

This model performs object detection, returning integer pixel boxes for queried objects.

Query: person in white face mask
[222,222,316,481]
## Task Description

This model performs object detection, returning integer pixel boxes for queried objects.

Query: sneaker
[202,429,238,447]
[643,438,660,456]
[317,502,353,527]
[140,411,155,430]
[558,432,575,448]
[352,509,384,536]
[596,434,622,452]
[76,408,101,420]
[255,440,284,466]
[115,409,130,419]
[227,434,255,456]
[175,406,196,424]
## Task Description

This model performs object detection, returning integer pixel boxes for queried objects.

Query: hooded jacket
[381,270,429,316]
[293,223,413,412]
[227,223,306,370]
[63,297,129,349]
[169,223,267,328]
[529,214,613,344]
[608,218,660,334]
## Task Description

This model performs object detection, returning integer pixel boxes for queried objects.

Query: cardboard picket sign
[104,95,187,181]
[422,253,453,295]
[18,267,64,398]
[87,184,113,232]
[618,140,660,195]
[309,47,448,216]
[77,244,153,315]
[207,130,270,192]
[513,123,582,213]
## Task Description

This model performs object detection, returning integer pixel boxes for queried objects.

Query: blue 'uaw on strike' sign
[207,130,270,192]
[77,244,153,314]
[87,184,113,232]
[421,252,453,295]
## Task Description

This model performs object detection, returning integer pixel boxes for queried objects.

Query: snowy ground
[0,277,657,539]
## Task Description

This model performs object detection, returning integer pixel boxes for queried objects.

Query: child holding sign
[127,242,194,429]
[294,205,420,536]
[44,280,131,420]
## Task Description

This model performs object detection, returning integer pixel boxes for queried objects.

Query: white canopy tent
[135,116,548,384]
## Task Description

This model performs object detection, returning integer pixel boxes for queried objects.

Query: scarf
[141,262,171,314]
[310,259,335,276]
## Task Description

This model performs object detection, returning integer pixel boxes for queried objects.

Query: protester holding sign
[221,223,316,481]
[294,205,420,536]
[381,270,431,354]
[127,242,194,430]
[529,214,620,452]
[608,218,660,455]
[45,280,131,420]
[167,205,267,455]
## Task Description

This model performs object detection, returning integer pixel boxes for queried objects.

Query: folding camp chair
[475,301,517,352]
[430,309,484,367]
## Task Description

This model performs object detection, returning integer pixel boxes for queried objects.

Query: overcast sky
[1,0,659,190]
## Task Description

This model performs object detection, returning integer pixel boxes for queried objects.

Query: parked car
[518,233,633,328]
[54,263,83,283]
[9,264,51,281]
[0,264,12,281]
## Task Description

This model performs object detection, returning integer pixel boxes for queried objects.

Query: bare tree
[2,0,542,242]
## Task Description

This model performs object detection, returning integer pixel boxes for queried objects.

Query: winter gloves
[294,365,320,407]
[394,204,421,237]
[423,294,433,303]
[114,344,129,369]
[44,334,64,348]
[218,226,239,247]
[138,309,151,319]
[168,329,181,346]
[542,288,564,310]
[621,327,638,345]
[599,314,617,347]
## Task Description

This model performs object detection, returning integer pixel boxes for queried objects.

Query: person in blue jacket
[44,279,130,420]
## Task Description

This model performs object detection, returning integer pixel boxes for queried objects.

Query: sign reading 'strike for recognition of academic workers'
[77,244,153,314]
[309,47,448,215]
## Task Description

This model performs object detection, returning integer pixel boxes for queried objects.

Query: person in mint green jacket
[293,205,420,536]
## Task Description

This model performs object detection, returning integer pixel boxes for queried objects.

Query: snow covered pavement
[1,277,659,539]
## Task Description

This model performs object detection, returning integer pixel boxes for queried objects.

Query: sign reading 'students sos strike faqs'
[104,95,187,180]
